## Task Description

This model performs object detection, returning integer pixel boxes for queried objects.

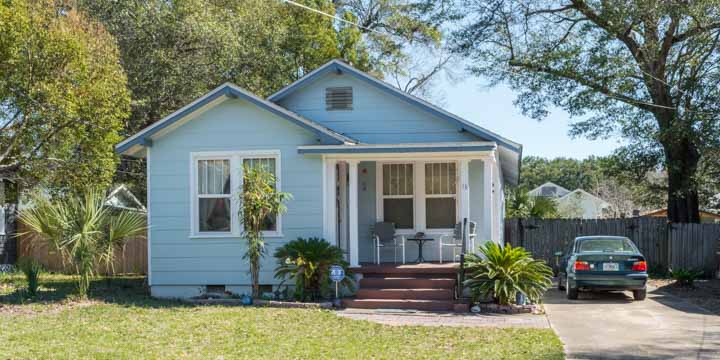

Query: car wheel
[633,289,647,301]
[566,278,578,300]
[558,274,566,291]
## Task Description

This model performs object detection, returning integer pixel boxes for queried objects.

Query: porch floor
[354,262,459,275]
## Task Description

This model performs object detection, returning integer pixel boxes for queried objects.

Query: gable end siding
[277,72,479,144]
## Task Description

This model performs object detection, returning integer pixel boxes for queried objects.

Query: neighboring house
[105,185,146,212]
[527,182,571,198]
[642,209,720,224]
[528,182,612,219]
[116,59,522,298]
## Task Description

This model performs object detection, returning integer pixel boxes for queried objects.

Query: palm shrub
[670,268,704,287]
[464,242,553,305]
[240,165,292,298]
[274,237,353,301]
[19,190,146,298]
[15,257,43,297]
[505,187,559,219]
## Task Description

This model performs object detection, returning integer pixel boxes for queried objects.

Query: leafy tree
[239,166,292,298]
[505,187,559,219]
[519,156,606,192]
[0,0,130,192]
[452,0,720,223]
[19,190,146,297]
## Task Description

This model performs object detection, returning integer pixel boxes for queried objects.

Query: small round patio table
[406,237,434,263]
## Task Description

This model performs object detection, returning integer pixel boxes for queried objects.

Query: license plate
[603,262,619,271]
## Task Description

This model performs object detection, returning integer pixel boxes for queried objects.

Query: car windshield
[578,238,637,253]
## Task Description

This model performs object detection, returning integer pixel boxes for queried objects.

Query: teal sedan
[558,236,648,300]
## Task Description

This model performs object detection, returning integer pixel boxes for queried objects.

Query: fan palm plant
[240,165,292,298]
[505,187,559,219]
[464,242,553,305]
[19,190,146,297]
[274,237,353,301]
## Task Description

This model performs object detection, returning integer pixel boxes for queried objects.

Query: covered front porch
[300,142,506,267]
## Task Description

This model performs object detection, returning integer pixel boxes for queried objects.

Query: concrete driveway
[544,286,720,359]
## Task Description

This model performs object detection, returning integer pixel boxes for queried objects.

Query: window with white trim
[425,162,457,229]
[197,159,232,233]
[191,151,281,237]
[381,163,413,229]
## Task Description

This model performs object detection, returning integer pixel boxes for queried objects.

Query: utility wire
[280,0,426,42]
[283,0,716,116]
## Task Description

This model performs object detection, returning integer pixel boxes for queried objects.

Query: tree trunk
[663,138,701,223]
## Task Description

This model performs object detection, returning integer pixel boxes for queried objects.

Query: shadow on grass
[0,274,190,309]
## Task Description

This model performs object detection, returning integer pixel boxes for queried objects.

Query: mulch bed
[650,278,720,315]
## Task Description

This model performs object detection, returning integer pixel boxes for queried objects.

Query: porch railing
[457,217,468,300]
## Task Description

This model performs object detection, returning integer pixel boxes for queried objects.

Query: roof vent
[325,87,352,111]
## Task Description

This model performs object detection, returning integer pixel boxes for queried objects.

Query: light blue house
[117,60,522,298]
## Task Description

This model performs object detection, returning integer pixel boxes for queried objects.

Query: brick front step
[357,288,454,301]
[342,298,455,311]
[359,277,455,289]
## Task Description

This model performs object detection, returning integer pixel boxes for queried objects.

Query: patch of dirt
[0,299,101,316]
[650,278,720,315]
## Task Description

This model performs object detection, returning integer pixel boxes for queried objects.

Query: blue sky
[435,75,622,159]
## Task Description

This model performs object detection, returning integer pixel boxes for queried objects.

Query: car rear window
[578,238,637,253]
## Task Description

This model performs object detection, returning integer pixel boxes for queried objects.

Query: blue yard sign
[329,265,345,282]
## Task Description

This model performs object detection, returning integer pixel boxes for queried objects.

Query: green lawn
[0,274,564,359]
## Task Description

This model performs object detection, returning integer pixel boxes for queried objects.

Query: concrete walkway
[336,308,550,328]
[544,287,720,359]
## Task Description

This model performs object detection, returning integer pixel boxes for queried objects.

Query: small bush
[274,237,353,301]
[648,263,670,278]
[670,268,704,287]
[464,242,553,305]
[16,257,44,297]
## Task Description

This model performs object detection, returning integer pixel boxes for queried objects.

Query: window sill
[262,232,284,238]
[189,233,239,239]
[188,232,284,239]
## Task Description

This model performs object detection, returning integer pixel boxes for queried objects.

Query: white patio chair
[373,222,406,264]
[438,221,478,263]
[438,223,462,264]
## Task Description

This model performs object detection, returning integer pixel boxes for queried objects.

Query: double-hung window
[381,163,414,229]
[197,159,232,233]
[191,151,281,237]
[425,162,457,229]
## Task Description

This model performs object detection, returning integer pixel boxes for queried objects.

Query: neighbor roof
[116,83,358,156]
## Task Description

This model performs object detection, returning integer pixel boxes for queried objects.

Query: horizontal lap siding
[149,99,324,286]
[277,72,480,144]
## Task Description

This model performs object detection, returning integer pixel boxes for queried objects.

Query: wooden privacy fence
[16,224,147,275]
[504,217,720,277]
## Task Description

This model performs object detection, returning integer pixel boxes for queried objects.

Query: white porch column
[347,159,360,267]
[482,157,495,243]
[459,159,472,251]
[323,158,337,245]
